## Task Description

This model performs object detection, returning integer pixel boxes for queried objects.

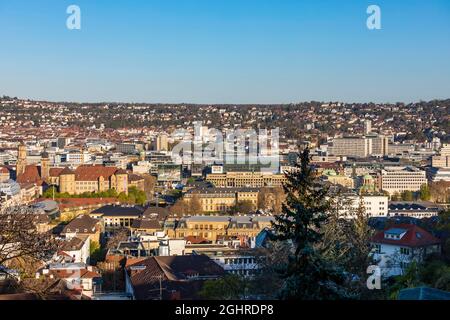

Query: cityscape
[0,0,450,310]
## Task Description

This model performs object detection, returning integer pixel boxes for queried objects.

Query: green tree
[436,209,450,261]
[419,184,431,201]
[200,274,251,300]
[118,192,128,202]
[391,192,401,201]
[401,190,414,201]
[89,241,103,264]
[387,261,422,299]
[271,148,352,300]
[43,186,58,199]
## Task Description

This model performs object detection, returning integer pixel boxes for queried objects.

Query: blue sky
[0,0,449,104]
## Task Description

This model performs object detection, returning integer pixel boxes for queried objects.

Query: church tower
[41,151,50,181]
[59,167,76,194]
[16,142,27,177]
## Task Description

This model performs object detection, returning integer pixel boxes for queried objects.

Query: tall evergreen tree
[271,148,352,300]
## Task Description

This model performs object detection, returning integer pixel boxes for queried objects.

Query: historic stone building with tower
[15,144,138,196]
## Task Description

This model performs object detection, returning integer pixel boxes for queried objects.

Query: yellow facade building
[184,187,259,213]
[52,165,129,195]
[206,172,287,188]
[169,215,274,242]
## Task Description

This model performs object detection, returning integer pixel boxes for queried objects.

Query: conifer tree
[272,148,351,300]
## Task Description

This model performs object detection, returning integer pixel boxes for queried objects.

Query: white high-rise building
[364,120,372,135]
[431,144,450,168]
[328,137,372,158]
[156,134,169,152]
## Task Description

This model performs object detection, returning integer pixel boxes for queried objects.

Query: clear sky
[0,0,449,104]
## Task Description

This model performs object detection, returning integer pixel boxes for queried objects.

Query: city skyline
[1,0,450,104]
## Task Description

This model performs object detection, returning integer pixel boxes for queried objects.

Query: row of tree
[42,186,147,206]
[390,185,432,202]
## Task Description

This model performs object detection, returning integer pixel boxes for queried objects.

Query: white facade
[380,166,427,195]
[62,237,91,264]
[44,263,100,298]
[429,168,450,182]
[158,239,186,256]
[328,137,372,158]
[338,195,389,218]
[371,228,440,278]
[132,161,152,174]
[66,151,92,164]
[209,253,259,277]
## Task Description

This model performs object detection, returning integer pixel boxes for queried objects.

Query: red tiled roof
[128,173,144,182]
[50,269,101,279]
[59,167,75,175]
[0,166,10,174]
[49,168,64,177]
[17,165,44,185]
[62,215,100,234]
[105,254,126,265]
[74,165,120,181]
[126,256,225,300]
[125,257,147,268]
[371,224,441,248]
[185,236,210,244]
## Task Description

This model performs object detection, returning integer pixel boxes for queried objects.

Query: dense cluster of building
[0,97,449,300]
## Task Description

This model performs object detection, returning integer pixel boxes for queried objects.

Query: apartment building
[170,215,274,242]
[195,249,260,277]
[206,171,287,188]
[155,134,169,152]
[328,137,372,158]
[432,156,450,168]
[368,135,389,156]
[337,194,389,218]
[65,150,92,165]
[184,187,259,213]
[90,205,144,229]
[431,144,450,168]
[380,166,427,195]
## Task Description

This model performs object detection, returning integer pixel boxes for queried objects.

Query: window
[400,247,410,255]
[373,244,381,254]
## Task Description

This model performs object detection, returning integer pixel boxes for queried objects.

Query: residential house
[125,255,225,300]
[58,235,91,264]
[61,214,103,244]
[371,224,441,277]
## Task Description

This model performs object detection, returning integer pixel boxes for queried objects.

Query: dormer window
[384,228,407,240]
